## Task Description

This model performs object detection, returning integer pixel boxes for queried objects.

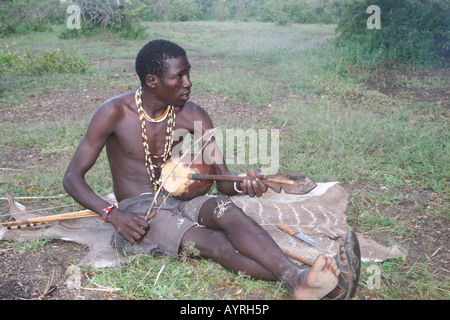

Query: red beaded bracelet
[102,204,118,222]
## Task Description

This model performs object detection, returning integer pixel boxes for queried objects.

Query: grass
[0,21,448,300]
[361,259,450,300]
[86,252,286,300]
[277,94,449,192]
[2,236,54,254]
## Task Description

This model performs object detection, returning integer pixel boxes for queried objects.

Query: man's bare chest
[114,119,182,159]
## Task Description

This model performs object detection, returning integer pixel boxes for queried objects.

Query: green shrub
[166,0,202,21]
[0,46,92,75]
[142,0,344,24]
[252,0,344,25]
[59,0,148,40]
[256,0,289,25]
[0,0,65,37]
[334,0,449,68]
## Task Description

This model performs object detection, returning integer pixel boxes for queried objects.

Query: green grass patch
[277,96,449,192]
[1,237,55,254]
[87,253,286,300]
[367,259,450,300]
[0,46,91,75]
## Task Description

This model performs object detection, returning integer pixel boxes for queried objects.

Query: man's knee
[184,228,235,260]
[210,230,237,259]
[199,196,245,229]
[211,195,236,218]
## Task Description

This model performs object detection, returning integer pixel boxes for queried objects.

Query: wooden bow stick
[189,172,317,195]
[1,210,98,230]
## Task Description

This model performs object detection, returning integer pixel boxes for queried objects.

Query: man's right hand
[107,209,157,244]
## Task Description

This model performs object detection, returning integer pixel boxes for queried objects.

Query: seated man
[63,39,360,300]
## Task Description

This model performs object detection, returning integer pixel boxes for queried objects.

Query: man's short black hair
[135,39,186,87]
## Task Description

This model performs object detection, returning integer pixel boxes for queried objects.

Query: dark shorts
[117,193,212,258]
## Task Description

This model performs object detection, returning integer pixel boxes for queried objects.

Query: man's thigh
[197,195,241,228]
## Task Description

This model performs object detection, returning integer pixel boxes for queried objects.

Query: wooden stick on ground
[282,250,313,267]
[0,210,98,229]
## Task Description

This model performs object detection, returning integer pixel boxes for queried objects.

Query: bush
[59,0,148,40]
[0,0,65,37]
[166,0,202,21]
[334,0,449,68]
[0,45,92,75]
[144,0,344,24]
[257,0,290,25]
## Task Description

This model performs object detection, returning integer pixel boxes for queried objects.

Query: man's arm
[63,103,117,214]
[63,102,151,243]
[192,106,267,197]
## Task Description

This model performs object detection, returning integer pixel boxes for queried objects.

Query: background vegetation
[0,0,448,300]
[0,0,65,37]
[2,0,448,68]
[334,0,449,68]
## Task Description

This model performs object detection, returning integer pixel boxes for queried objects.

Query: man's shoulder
[88,91,136,127]
[179,100,209,118]
[94,91,136,116]
[100,91,135,110]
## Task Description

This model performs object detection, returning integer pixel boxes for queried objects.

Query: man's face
[156,55,192,107]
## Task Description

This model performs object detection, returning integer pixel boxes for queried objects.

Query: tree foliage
[334,0,449,67]
[0,0,65,37]
[146,0,345,24]
[60,0,149,39]
[75,0,147,29]
[1,0,346,38]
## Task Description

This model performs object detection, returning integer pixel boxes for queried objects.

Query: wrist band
[234,173,247,194]
[234,181,243,193]
[102,204,118,222]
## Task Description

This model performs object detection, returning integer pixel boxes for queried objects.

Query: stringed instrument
[161,153,215,201]
[161,154,317,201]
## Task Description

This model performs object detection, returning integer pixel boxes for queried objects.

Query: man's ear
[145,74,159,88]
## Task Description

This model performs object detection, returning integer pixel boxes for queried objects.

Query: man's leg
[181,196,341,299]
[181,226,278,280]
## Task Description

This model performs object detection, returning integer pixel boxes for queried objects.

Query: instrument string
[145,127,218,219]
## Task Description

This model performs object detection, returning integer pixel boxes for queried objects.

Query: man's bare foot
[288,254,340,300]
[326,245,349,299]
[327,230,361,299]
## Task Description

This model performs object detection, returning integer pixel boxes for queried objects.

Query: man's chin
[174,100,189,108]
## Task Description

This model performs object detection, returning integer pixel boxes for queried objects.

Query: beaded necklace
[135,88,176,195]
[141,104,170,122]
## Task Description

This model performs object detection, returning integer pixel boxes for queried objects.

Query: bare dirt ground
[0,59,448,300]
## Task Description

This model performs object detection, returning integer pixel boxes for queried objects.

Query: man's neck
[140,87,167,117]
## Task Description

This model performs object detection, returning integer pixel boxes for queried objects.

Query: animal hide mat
[0,182,404,268]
